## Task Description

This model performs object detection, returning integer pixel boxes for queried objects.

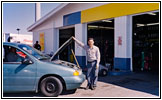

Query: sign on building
[40,33,45,51]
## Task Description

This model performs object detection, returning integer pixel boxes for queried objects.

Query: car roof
[3,42,27,47]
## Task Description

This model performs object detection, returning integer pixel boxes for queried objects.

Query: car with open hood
[3,37,85,97]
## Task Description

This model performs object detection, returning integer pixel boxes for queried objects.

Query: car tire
[40,76,63,97]
[101,69,108,76]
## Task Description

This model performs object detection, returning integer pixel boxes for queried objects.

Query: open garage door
[88,19,114,69]
[133,12,159,73]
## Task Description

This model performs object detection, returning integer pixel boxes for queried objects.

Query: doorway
[87,19,114,68]
[133,12,159,72]
[59,27,75,63]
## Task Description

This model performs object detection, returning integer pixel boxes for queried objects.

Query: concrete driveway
[60,71,159,97]
[3,71,159,98]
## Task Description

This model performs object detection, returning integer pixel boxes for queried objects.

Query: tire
[101,69,108,76]
[40,76,63,97]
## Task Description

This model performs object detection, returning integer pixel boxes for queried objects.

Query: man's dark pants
[86,60,99,87]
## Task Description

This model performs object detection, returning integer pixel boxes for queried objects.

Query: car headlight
[73,70,79,76]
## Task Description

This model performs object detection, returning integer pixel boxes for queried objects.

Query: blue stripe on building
[63,11,81,26]
[114,57,131,70]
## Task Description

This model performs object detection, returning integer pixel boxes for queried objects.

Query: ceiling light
[99,26,114,29]
[136,23,159,27]
[147,12,156,15]
[102,20,112,22]
[136,24,145,27]
[88,25,114,29]
[147,23,159,26]
[88,25,98,28]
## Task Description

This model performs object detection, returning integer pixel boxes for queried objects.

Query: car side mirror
[22,58,33,64]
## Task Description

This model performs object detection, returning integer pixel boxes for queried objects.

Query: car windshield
[18,44,50,60]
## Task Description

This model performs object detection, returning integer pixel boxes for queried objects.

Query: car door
[3,45,37,92]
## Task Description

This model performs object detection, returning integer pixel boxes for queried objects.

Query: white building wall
[53,28,59,53]
[115,15,132,58]
[75,23,87,67]
[114,15,132,71]
[32,18,54,32]
[33,32,39,46]
[75,23,87,56]
[44,29,54,54]
[33,28,54,54]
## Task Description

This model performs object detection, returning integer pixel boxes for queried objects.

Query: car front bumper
[63,74,86,90]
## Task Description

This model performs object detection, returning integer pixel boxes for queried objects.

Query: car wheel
[101,69,108,76]
[40,76,63,97]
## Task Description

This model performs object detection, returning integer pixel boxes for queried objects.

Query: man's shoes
[85,85,96,90]
[91,85,96,90]
[85,86,90,90]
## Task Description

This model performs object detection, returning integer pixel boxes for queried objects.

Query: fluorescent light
[147,12,156,15]
[147,23,159,26]
[102,20,112,22]
[88,25,114,29]
[99,26,114,29]
[88,19,113,29]
[136,23,159,27]
[137,23,145,27]
[88,25,98,28]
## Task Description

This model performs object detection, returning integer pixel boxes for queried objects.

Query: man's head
[88,38,94,47]
[10,47,16,53]
[36,41,38,44]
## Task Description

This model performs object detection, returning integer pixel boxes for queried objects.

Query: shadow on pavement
[98,71,159,96]
[3,89,82,97]
[60,87,86,96]
[61,89,77,95]
[3,92,44,97]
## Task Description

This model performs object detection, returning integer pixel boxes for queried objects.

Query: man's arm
[72,37,86,49]
[96,47,101,68]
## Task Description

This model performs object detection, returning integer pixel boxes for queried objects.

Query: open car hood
[50,37,80,68]
[50,37,73,61]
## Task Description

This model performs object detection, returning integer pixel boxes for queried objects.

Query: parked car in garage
[82,64,110,77]
[99,64,111,76]
[3,37,85,97]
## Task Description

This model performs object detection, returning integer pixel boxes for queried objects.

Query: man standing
[34,41,41,51]
[72,37,100,90]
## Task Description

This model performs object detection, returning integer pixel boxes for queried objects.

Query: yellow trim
[81,3,159,23]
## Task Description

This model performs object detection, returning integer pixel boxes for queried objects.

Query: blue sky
[3,3,61,35]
